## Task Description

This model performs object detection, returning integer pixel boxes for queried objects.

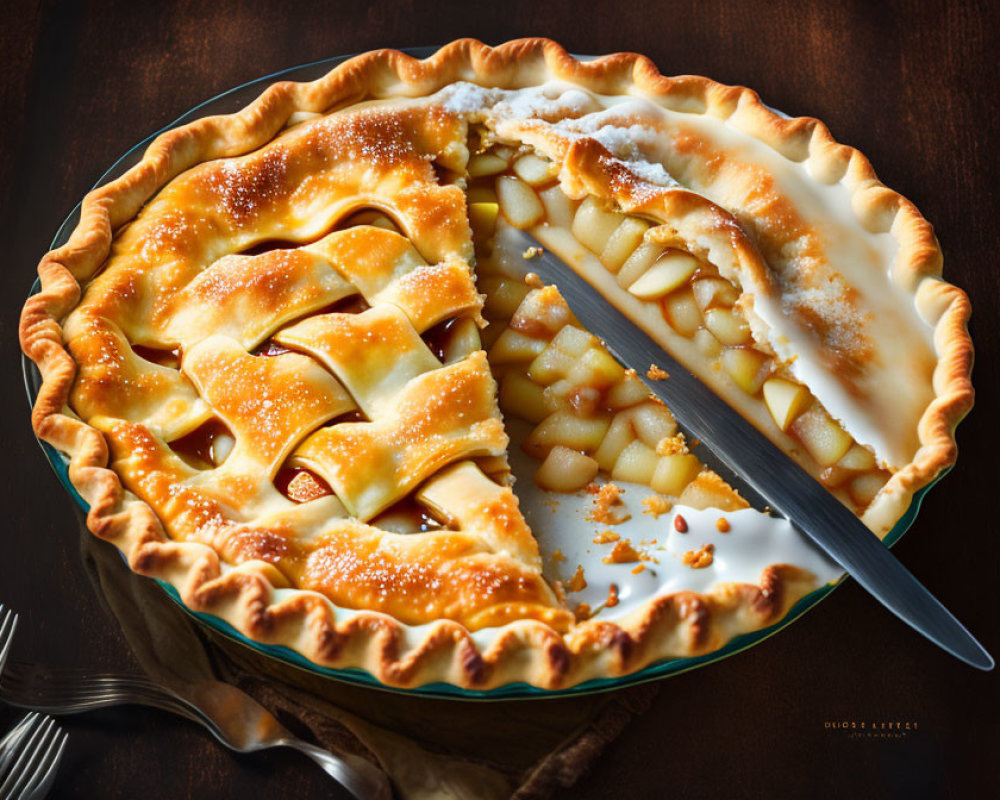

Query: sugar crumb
[642,495,672,518]
[587,483,630,524]
[602,539,641,564]
[682,543,715,569]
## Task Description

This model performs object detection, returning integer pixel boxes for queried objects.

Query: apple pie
[20,39,973,690]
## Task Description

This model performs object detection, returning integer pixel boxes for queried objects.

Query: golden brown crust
[20,38,972,690]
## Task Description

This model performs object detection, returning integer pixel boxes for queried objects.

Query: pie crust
[20,39,973,690]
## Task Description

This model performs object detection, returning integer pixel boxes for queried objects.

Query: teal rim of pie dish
[20,50,947,700]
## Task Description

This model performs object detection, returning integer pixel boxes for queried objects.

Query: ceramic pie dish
[20,40,972,696]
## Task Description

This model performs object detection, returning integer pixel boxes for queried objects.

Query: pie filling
[60,78,932,636]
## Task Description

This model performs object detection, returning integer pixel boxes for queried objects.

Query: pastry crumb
[682,543,715,569]
[522,246,543,259]
[551,548,567,562]
[647,364,669,380]
[605,583,619,608]
[587,483,631,524]
[642,495,672,518]
[656,434,689,456]
[593,530,620,544]
[602,539,641,564]
[568,564,587,593]
[715,518,731,533]
[574,602,592,622]
[631,564,646,575]
[524,272,543,288]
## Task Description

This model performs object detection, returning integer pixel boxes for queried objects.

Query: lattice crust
[291,351,507,521]
[277,305,443,415]
[162,249,357,349]
[304,228,483,331]
[52,85,571,633]
[20,39,972,690]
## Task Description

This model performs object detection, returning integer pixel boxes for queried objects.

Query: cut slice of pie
[20,39,972,690]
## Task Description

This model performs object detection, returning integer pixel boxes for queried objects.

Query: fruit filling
[465,132,892,514]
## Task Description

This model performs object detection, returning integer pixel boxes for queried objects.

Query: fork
[0,604,17,675]
[0,712,68,799]
[0,662,390,800]
[1,606,68,799]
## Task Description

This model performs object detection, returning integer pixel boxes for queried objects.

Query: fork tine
[3,664,148,695]
[0,715,53,789]
[5,671,162,694]
[10,681,180,704]
[18,725,67,800]
[1,672,200,722]
[5,662,164,690]
[0,713,43,777]
[0,712,42,752]
[0,716,61,799]
[2,662,185,706]
[4,684,179,709]
[0,605,18,675]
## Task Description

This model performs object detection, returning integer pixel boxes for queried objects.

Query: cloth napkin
[79,515,658,799]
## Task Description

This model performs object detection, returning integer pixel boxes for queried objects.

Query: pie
[20,39,973,690]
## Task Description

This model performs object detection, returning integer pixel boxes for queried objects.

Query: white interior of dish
[508,420,842,623]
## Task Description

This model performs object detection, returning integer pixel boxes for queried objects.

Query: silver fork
[0,604,18,675]
[0,662,390,800]
[0,712,68,800]
[1,607,68,799]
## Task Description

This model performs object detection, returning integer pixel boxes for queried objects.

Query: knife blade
[511,229,992,671]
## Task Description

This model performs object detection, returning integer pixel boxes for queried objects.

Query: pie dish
[20,39,973,691]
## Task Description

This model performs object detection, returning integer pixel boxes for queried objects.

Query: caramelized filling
[422,317,461,362]
[253,339,291,357]
[275,466,333,502]
[240,239,305,256]
[169,419,234,469]
[323,409,367,426]
[336,208,402,233]
[132,344,181,368]
[323,295,370,315]
[432,161,462,186]
[371,498,446,533]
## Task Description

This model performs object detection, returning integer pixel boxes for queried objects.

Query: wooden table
[2,1,997,796]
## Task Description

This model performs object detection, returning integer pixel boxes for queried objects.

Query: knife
[510,229,993,671]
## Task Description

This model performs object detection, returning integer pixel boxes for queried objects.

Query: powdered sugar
[436,82,680,190]
[437,82,593,120]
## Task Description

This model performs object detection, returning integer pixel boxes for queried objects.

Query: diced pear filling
[496,175,545,229]
[465,133,891,512]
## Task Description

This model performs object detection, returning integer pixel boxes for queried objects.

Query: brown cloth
[78,514,658,799]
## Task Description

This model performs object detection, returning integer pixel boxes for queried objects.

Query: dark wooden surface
[2,1,998,797]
